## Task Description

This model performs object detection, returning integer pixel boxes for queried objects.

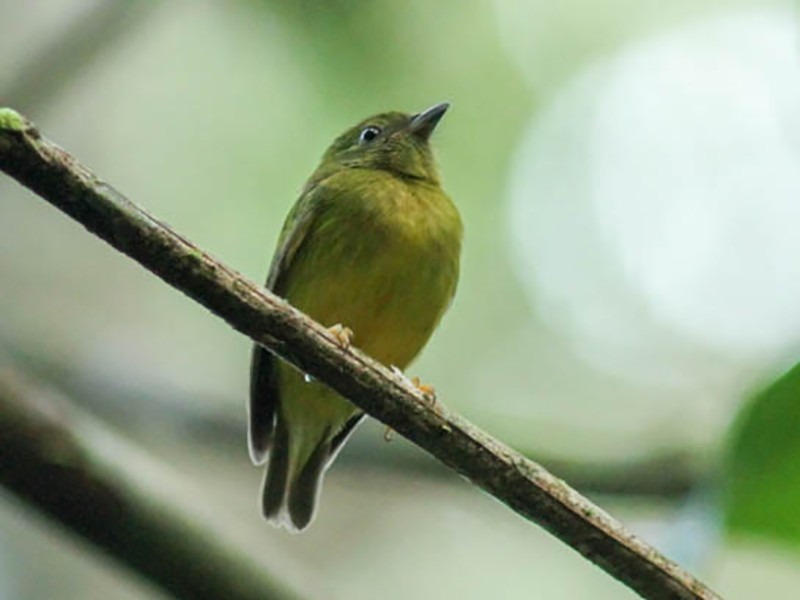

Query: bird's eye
[359,126,381,144]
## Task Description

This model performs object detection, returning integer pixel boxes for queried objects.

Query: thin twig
[0,367,316,600]
[0,109,722,600]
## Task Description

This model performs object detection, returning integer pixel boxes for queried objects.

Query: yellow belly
[277,242,455,430]
[291,253,450,367]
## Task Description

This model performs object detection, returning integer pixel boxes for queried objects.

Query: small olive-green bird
[249,102,462,531]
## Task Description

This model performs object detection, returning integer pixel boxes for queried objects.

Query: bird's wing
[248,184,325,465]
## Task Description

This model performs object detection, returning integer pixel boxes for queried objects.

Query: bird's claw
[383,367,439,443]
[411,376,437,403]
[328,323,354,349]
[389,365,437,403]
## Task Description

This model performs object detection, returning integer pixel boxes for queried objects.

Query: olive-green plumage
[249,103,462,531]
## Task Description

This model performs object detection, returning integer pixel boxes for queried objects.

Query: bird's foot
[411,376,437,403]
[327,323,354,349]
[383,368,438,442]
[389,365,437,403]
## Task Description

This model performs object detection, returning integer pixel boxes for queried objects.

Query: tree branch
[0,109,721,600]
[0,367,315,600]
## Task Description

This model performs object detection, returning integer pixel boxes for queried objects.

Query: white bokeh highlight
[509,9,800,385]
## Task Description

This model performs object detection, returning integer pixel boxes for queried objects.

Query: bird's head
[312,102,449,185]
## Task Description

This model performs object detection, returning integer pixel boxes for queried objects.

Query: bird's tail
[262,411,364,532]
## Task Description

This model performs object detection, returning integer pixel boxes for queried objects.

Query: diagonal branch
[0,108,721,600]
[0,367,316,600]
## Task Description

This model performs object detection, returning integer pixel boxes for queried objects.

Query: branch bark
[0,109,721,600]
[0,368,315,600]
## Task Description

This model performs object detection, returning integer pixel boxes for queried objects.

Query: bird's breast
[285,177,461,368]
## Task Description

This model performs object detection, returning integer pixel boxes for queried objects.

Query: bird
[249,102,462,531]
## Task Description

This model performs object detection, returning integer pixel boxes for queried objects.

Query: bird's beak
[408,102,449,140]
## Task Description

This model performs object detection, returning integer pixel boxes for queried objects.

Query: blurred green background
[2,1,800,598]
